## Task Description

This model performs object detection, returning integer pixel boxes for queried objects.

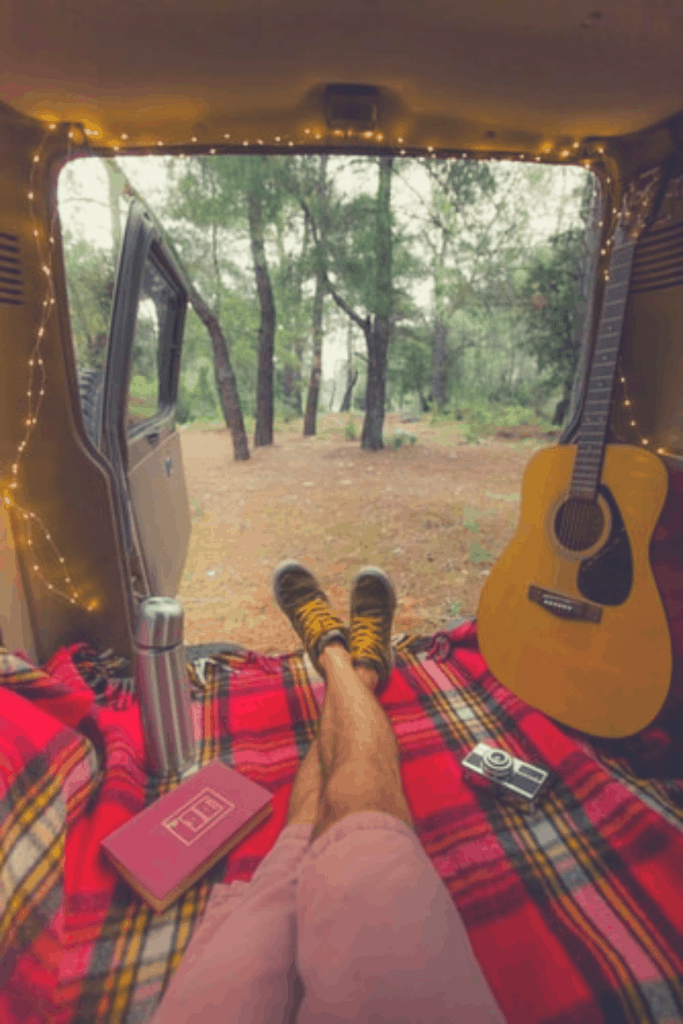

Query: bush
[390,429,417,449]
[175,379,195,425]
[454,399,553,444]
[344,416,358,440]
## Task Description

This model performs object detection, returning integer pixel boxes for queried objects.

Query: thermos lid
[136,596,184,649]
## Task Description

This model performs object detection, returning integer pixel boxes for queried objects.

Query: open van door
[98,199,191,599]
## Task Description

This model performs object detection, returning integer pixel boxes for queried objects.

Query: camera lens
[482,747,513,779]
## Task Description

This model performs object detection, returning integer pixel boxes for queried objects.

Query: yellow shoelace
[350,614,388,663]
[296,598,344,645]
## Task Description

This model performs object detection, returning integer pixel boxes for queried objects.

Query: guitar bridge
[528,585,602,623]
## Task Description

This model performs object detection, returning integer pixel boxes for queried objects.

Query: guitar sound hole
[554,498,604,552]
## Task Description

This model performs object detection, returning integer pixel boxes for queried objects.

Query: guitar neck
[571,240,636,499]
[570,162,671,500]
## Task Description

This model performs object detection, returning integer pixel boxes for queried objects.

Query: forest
[58,153,598,458]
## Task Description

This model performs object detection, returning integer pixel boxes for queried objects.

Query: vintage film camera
[461,742,551,803]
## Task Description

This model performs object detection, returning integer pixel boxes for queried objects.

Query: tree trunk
[249,165,276,447]
[340,368,358,412]
[429,317,449,410]
[304,271,325,434]
[361,156,394,450]
[292,337,304,415]
[303,155,329,436]
[552,382,572,426]
[194,295,250,461]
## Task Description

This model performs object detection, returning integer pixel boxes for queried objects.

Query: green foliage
[176,363,219,424]
[61,231,116,369]
[58,154,592,444]
[468,541,494,565]
[518,176,594,396]
[390,429,417,448]
[344,416,358,440]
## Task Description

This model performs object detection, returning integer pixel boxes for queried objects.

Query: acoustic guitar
[477,166,674,739]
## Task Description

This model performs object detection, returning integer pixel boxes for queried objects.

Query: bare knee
[311,763,414,842]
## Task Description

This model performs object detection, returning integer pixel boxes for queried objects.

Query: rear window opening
[57,153,597,650]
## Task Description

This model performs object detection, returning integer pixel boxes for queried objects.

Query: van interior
[1,2,682,1022]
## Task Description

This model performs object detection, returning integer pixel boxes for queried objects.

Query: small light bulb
[657,448,664,454]
[642,439,649,445]
[191,136,197,142]
[624,400,631,407]
[210,148,216,154]
[224,134,231,139]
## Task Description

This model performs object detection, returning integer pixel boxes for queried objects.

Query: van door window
[126,257,177,435]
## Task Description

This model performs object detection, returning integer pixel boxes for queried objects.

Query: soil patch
[176,412,557,653]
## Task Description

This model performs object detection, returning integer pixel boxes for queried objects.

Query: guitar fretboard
[571,240,636,499]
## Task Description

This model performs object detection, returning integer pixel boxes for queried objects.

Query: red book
[101,759,273,913]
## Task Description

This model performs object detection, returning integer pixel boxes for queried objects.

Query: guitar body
[477,443,671,738]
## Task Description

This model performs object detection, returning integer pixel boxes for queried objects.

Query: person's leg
[309,641,413,843]
[293,641,505,1024]
[286,722,325,826]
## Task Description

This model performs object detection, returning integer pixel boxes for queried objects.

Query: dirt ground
[176,412,559,653]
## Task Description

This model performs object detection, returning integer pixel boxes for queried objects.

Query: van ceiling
[1,0,682,146]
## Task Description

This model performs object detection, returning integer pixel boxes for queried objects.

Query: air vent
[631,218,683,294]
[0,232,24,306]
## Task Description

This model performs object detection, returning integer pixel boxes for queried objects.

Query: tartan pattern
[0,629,681,1024]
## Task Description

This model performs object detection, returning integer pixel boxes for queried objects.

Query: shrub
[344,416,358,440]
[390,429,417,449]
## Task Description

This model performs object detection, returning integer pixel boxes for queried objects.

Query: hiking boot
[349,566,397,689]
[272,561,349,676]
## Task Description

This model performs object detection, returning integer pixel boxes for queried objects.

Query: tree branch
[298,195,370,334]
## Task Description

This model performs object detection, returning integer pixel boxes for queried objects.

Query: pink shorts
[150,811,505,1024]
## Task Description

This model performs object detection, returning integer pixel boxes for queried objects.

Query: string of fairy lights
[0,120,678,614]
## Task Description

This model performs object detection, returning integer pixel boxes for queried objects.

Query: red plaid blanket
[1,624,681,1024]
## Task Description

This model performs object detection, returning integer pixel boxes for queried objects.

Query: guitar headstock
[614,166,665,245]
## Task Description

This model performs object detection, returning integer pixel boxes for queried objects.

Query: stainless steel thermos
[134,596,196,777]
